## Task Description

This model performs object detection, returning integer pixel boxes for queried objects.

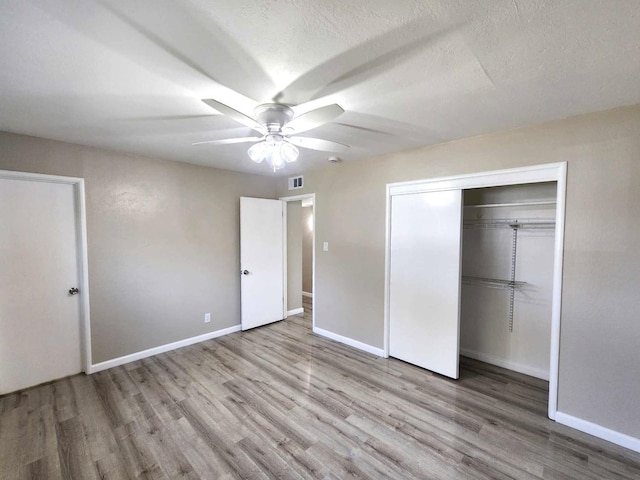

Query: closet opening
[460,182,557,402]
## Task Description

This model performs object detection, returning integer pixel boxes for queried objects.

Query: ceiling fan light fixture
[248,137,298,171]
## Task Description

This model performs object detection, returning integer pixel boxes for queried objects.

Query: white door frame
[384,162,567,420]
[0,169,92,373]
[280,193,316,330]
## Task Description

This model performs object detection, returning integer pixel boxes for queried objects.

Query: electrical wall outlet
[204,313,211,323]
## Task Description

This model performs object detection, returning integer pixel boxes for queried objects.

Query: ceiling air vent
[288,176,303,190]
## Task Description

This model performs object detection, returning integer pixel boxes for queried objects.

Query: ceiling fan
[193,99,349,171]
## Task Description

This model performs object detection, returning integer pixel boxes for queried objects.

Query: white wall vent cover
[288,176,304,190]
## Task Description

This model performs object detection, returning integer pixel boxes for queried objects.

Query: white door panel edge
[389,190,463,379]
[383,162,567,420]
[0,170,91,394]
[240,197,285,330]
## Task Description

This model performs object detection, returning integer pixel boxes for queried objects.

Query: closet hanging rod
[464,200,556,209]
[463,218,556,229]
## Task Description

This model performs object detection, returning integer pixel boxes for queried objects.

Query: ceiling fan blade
[274,18,460,105]
[192,136,262,146]
[288,136,349,153]
[286,104,344,134]
[201,99,265,133]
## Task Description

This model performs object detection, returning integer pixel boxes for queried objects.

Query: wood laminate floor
[2,311,640,479]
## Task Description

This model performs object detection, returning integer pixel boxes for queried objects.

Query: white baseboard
[460,348,549,381]
[555,412,640,454]
[313,327,385,357]
[287,307,304,316]
[302,291,313,298]
[88,325,242,374]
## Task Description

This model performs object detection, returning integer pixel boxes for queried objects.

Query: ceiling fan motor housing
[254,103,294,132]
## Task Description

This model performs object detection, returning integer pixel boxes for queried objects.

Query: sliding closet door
[389,190,463,379]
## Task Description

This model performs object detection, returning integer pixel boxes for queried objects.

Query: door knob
[241,270,249,275]
[68,287,79,295]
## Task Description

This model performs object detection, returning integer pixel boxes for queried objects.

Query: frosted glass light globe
[248,142,267,163]
[280,142,299,163]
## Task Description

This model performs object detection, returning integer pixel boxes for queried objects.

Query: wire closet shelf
[462,214,556,332]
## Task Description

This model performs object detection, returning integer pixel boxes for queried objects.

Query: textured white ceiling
[1,0,639,176]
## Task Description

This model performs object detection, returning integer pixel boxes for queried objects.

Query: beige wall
[3,103,640,440]
[277,105,640,439]
[0,132,277,363]
[287,201,303,311]
[302,206,313,294]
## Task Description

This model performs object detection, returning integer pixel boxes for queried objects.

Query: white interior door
[0,177,83,394]
[240,197,284,330]
[389,189,463,379]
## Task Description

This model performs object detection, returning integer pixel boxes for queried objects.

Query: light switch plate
[323,242,329,252]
